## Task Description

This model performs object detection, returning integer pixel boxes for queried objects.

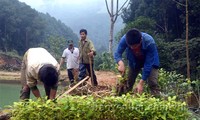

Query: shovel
[56,76,90,99]
[89,57,94,86]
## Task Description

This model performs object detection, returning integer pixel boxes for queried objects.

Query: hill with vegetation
[0,0,78,57]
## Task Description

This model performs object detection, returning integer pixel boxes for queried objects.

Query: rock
[0,53,21,71]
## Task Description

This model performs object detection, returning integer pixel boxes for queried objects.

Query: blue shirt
[114,32,159,81]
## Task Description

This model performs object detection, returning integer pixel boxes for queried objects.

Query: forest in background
[0,0,78,56]
[0,0,199,80]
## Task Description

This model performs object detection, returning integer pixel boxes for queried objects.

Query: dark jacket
[79,38,96,64]
[114,32,159,81]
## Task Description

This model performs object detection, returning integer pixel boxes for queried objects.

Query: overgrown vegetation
[94,52,116,71]
[10,95,190,120]
[4,67,199,119]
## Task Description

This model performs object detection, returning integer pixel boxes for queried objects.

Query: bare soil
[0,53,21,71]
[61,71,118,96]
[0,53,118,86]
[0,70,117,84]
[0,53,119,96]
[95,71,117,86]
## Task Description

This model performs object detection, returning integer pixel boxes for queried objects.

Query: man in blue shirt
[114,28,160,96]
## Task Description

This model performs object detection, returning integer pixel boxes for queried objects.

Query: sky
[18,0,108,32]
[17,0,112,28]
[18,0,127,50]
[19,0,112,14]
[18,0,102,5]
[18,0,128,15]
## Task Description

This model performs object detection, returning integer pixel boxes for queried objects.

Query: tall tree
[185,0,190,79]
[173,0,190,79]
[105,0,130,53]
[122,0,183,41]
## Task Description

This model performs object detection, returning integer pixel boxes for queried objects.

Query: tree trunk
[109,18,114,54]
[26,30,28,51]
[4,23,7,53]
[164,12,169,41]
[108,0,114,54]
[105,0,129,54]
[186,0,190,79]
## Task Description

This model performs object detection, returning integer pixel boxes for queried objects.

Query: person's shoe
[93,82,98,86]
[69,82,75,88]
[70,79,74,84]
[91,80,98,86]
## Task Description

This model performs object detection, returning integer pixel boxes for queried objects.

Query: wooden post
[89,57,94,86]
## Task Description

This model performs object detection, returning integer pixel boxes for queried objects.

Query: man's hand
[88,51,94,57]
[49,89,57,100]
[118,60,125,76]
[56,64,61,75]
[135,80,144,94]
[57,64,60,71]
[31,86,41,98]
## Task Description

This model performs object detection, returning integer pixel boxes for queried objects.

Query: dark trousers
[20,85,30,100]
[67,68,74,84]
[127,67,160,96]
[20,84,51,99]
[20,53,30,100]
[78,63,98,86]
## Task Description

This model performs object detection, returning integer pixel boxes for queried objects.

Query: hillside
[0,53,21,71]
[0,0,78,55]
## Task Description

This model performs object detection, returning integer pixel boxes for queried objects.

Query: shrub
[11,95,190,120]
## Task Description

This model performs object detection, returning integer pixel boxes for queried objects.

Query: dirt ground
[0,70,119,96]
[0,70,118,85]
[56,70,118,97]
[93,71,117,86]
[0,53,118,86]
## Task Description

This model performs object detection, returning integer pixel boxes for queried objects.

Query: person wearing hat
[114,28,160,96]
[59,40,79,86]
[20,47,60,100]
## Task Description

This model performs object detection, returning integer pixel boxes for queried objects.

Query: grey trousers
[127,67,160,96]
[20,52,30,99]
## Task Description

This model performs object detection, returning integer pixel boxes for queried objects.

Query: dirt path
[0,70,118,86]
[95,71,117,86]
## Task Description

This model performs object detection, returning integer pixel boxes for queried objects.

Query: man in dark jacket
[114,28,160,96]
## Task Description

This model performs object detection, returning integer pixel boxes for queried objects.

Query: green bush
[157,69,200,100]
[94,52,116,71]
[116,68,199,106]
[11,95,190,120]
